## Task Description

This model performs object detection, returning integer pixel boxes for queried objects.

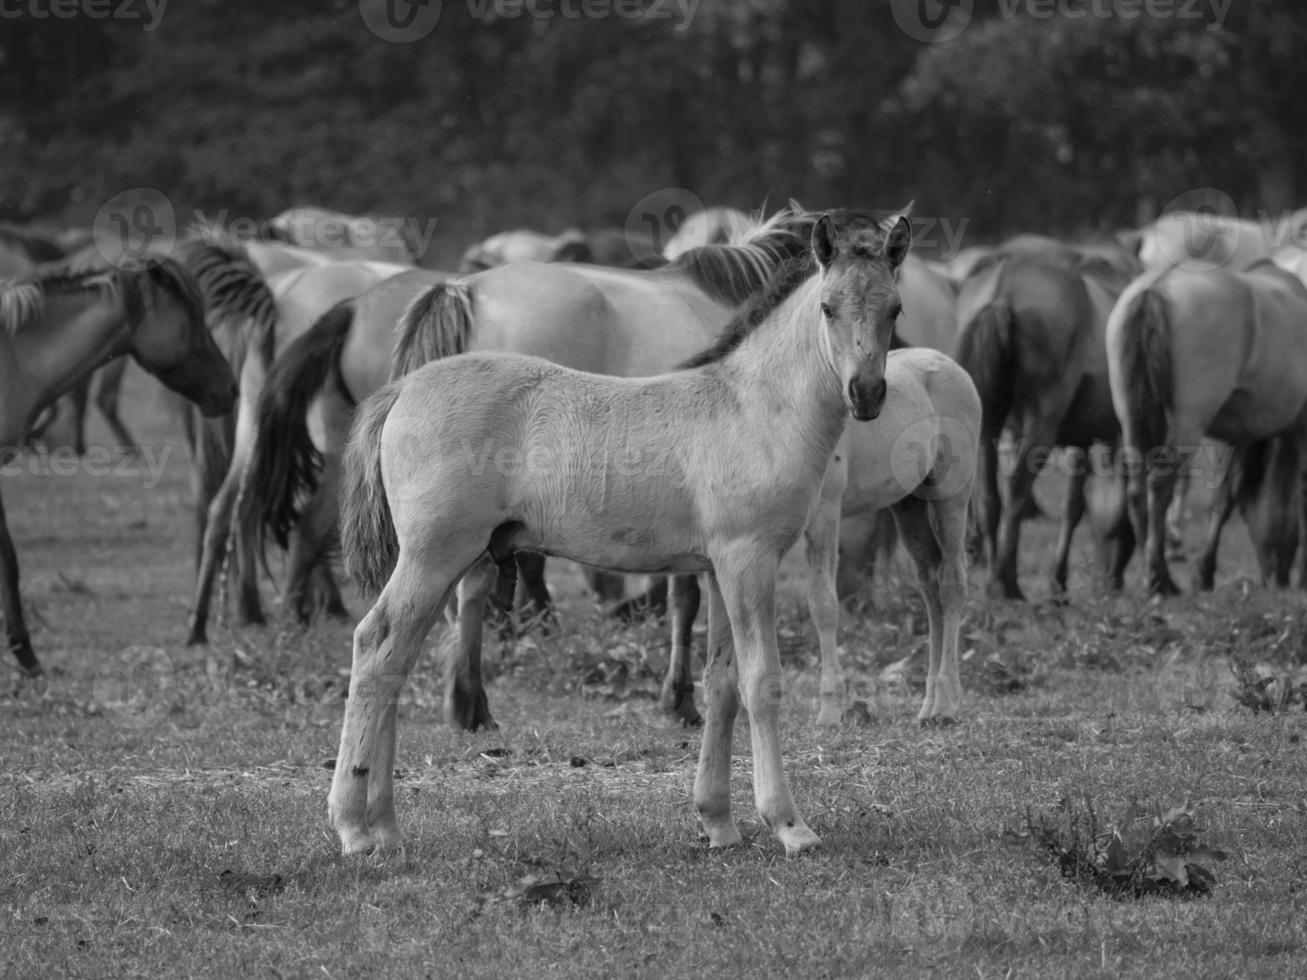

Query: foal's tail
[341,384,403,596]
[1115,287,1173,452]
[391,281,475,379]
[248,301,354,552]
[953,301,1016,438]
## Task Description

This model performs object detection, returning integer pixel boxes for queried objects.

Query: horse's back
[898,254,957,353]
[341,268,453,397]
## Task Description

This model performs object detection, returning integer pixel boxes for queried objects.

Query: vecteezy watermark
[0,0,169,31]
[91,646,176,729]
[92,187,177,269]
[883,879,975,954]
[993,441,1239,489]
[890,417,978,500]
[892,0,1231,43]
[0,444,173,489]
[625,187,706,261]
[359,0,700,41]
[1145,186,1307,270]
[195,207,440,260]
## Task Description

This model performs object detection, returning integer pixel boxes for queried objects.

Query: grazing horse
[955,253,1141,599]
[0,260,237,676]
[328,211,960,858]
[1106,261,1307,596]
[185,259,410,645]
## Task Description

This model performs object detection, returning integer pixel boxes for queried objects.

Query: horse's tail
[248,301,355,553]
[1115,286,1173,452]
[391,281,474,379]
[954,301,1016,439]
[341,384,403,596]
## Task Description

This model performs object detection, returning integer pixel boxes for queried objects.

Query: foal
[330,213,909,856]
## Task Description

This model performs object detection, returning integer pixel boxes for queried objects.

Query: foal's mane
[664,207,815,307]
[177,229,278,371]
[678,208,906,370]
[0,257,204,337]
[0,222,67,265]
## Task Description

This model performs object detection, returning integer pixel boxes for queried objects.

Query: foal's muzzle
[847,376,888,422]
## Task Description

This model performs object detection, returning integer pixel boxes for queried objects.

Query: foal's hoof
[815,702,844,728]
[777,822,822,857]
[702,821,743,849]
[185,624,208,647]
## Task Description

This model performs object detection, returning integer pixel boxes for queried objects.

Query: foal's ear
[812,214,837,268]
[883,216,912,270]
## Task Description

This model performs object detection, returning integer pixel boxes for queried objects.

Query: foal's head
[812,212,910,421]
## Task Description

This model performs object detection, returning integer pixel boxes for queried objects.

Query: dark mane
[677,208,907,369]
[0,223,68,265]
[664,211,812,307]
[175,235,277,371]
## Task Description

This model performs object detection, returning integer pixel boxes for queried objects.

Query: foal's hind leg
[445,553,498,731]
[804,493,845,726]
[891,496,946,723]
[330,554,461,855]
[1195,446,1240,591]
[660,574,702,726]
[513,553,556,630]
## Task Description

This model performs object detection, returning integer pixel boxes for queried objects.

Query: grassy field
[4,366,1307,979]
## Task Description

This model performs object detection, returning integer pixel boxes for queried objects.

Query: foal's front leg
[716,553,820,856]
[693,574,741,847]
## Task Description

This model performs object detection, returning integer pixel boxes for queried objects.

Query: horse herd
[3,201,1307,857]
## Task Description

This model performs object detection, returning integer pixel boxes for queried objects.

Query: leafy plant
[1025,798,1228,898]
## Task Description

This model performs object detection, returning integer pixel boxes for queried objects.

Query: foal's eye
[821,304,833,319]
[890,303,904,321]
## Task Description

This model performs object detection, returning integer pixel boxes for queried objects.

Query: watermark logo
[91,645,175,729]
[889,416,977,500]
[93,187,176,269]
[891,0,974,43]
[1146,187,1240,271]
[625,187,706,263]
[0,0,170,32]
[358,0,443,42]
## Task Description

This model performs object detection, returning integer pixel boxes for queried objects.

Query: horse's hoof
[702,821,743,849]
[446,688,497,732]
[815,703,843,728]
[185,627,208,647]
[919,716,958,729]
[777,822,822,857]
[659,682,702,727]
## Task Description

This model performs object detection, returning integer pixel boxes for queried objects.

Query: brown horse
[1,260,237,676]
[955,252,1141,599]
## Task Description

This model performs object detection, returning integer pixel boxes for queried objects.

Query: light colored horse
[459,226,662,272]
[185,258,411,645]
[955,254,1140,599]
[263,206,418,265]
[328,212,966,858]
[1106,261,1307,596]
[1,260,238,676]
[663,207,755,259]
[1125,211,1277,272]
[244,210,816,687]
[244,269,451,623]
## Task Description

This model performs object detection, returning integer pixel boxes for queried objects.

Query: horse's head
[124,258,237,417]
[812,211,910,421]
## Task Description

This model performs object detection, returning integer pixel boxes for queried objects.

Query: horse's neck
[722,283,846,460]
[11,292,130,413]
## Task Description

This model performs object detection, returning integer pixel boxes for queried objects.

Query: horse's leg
[714,552,819,856]
[187,461,243,645]
[94,360,137,450]
[1143,450,1186,597]
[1105,479,1137,592]
[513,552,555,630]
[330,553,458,855]
[805,494,844,727]
[445,553,497,731]
[231,470,266,628]
[1194,444,1240,591]
[69,381,90,456]
[692,573,742,848]
[1050,449,1088,595]
[975,426,1002,577]
[487,556,519,643]
[928,489,971,723]
[0,492,41,677]
[659,574,702,726]
[892,495,946,723]
[285,469,347,623]
[995,417,1061,600]
[1165,473,1188,556]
